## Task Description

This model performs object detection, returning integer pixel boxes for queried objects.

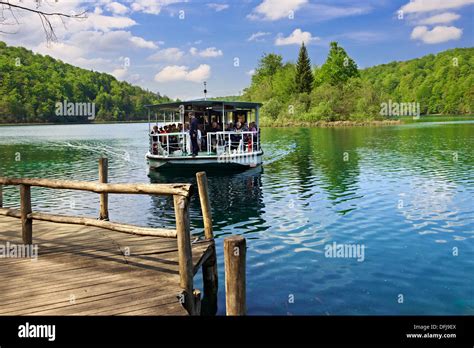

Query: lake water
[0,121,473,315]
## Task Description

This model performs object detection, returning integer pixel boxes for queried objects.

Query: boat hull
[146,151,263,171]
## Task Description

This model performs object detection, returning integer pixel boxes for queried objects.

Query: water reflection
[148,167,266,238]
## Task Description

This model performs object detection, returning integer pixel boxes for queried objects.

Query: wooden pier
[0,159,245,316]
[0,215,212,315]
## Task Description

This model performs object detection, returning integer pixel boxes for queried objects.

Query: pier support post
[196,171,218,315]
[202,246,218,315]
[224,235,246,315]
[20,184,32,244]
[173,194,195,315]
[98,157,109,220]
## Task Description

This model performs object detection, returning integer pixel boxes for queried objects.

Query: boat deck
[0,216,214,315]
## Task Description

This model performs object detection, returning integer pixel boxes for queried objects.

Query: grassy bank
[259,116,401,127]
[259,114,474,127]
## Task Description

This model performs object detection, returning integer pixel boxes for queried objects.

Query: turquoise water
[0,121,473,315]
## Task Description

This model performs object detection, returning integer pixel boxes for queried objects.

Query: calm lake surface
[0,121,473,315]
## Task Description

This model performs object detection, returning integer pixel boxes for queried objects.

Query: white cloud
[71,30,157,51]
[189,47,223,57]
[418,12,461,25]
[112,68,129,79]
[106,2,129,15]
[411,25,463,44]
[71,11,136,32]
[129,36,157,49]
[154,64,211,82]
[246,69,255,76]
[247,31,271,42]
[275,29,319,46]
[248,0,308,21]
[207,3,230,12]
[112,68,140,82]
[34,41,112,71]
[148,48,185,61]
[400,0,474,13]
[131,0,183,15]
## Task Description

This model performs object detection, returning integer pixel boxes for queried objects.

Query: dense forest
[0,40,472,125]
[0,41,171,123]
[243,44,473,124]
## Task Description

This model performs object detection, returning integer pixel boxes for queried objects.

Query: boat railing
[150,132,190,156]
[149,130,260,157]
[206,131,260,156]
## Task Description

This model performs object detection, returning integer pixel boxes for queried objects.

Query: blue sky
[2,0,473,99]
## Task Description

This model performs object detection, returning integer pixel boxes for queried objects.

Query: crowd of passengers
[150,112,259,156]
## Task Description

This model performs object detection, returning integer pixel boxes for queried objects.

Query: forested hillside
[242,44,473,124]
[361,48,473,115]
[1,40,472,125]
[0,42,171,123]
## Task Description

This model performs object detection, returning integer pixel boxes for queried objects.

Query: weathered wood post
[173,194,196,315]
[196,172,213,239]
[196,171,218,315]
[98,157,109,220]
[224,235,246,315]
[20,184,32,244]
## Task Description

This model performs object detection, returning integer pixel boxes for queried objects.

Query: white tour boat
[145,100,263,170]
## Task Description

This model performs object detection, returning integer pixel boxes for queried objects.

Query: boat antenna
[203,81,207,101]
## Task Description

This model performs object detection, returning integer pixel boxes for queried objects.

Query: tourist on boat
[169,124,180,152]
[208,121,221,153]
[151,126,159,154]
[230,122,242,150]
[197,124,204,151]
[189,112,199,156]
[226,122,234,132]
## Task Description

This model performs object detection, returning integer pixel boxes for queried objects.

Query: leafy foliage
[317,42,359,86]
[243,42,473,124]
[361,47,473,115]
[0,41,171,123]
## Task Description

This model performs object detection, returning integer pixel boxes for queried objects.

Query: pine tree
[294,42,314,94]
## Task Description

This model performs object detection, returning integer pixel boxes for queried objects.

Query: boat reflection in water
[147,166,266,238]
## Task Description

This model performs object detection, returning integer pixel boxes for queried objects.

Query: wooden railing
[0,158,247,316]
[0,158,217,315]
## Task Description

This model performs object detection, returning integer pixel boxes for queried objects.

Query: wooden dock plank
[0,215,213,316]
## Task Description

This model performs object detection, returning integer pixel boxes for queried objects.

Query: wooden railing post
[224,235,246,315]
[196,171,218,315]
[173,194,195,315]
[98,157,109,220]
[196,172,213,239]
[20,184,32,244]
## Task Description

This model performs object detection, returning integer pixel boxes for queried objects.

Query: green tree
[294,42,314,93]
[318,42,359,86]
[254,53,283,79]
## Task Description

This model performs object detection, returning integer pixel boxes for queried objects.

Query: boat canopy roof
[145,99,262,111]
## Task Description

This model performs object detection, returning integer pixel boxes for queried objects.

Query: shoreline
[0,120,150,127]
[259,119,402,127]
[1,115,473,128]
